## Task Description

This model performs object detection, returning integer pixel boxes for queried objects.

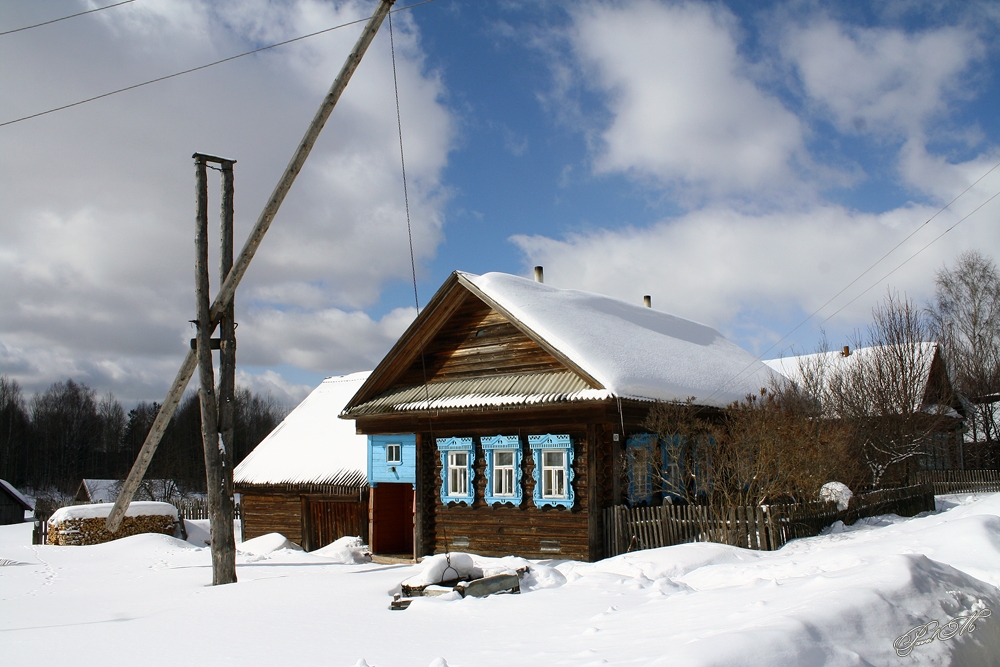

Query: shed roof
[344,271,776,414]
[763,342,954,412]
[764,343,937,387]
[0,479,32,511]
[234,372,370,487]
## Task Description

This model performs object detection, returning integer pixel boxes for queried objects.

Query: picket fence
[603,483,936,557]
[914,469,1000,495]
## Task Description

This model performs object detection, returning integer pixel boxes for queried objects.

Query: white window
[436,437,475,505]
[542,450,566,498]
[448,450,468,497]
[529,434,574,509]
[492,450,516,497]
[386,443,401,465]
[482,435,522,506]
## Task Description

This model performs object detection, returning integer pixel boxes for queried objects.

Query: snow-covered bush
[820,482,853,511]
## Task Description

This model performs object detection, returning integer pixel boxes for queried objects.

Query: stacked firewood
[47,514,176,546]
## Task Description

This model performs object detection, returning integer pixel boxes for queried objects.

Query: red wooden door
[371,483,413,555]
[305,497,364,551]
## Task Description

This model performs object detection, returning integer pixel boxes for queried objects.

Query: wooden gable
[394,290,567,386]
[345,272,603,413]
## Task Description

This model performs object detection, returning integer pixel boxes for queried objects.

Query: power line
[0,0,137,37]
[785,185,1000,348]
[705,165,1000,402]
[738,158,1000,368]
[0,0,437,129]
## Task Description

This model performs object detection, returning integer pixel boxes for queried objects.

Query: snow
[234,372,370,486]
[464,272,777,407]
[3,494,999,666]
[237,532,303,556]
[312,536,371,564]
[820,481,853,511]
[48,501,178,523]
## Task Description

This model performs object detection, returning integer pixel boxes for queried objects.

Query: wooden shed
[234,372,369,551]
[0,479,33,525]
[341,271,776,562]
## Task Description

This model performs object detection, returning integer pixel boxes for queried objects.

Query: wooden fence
[914,469,1000,494]
[603,483,936,557]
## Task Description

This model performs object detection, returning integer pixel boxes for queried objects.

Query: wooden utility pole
[105,0,396,555]
[193,153,238,585]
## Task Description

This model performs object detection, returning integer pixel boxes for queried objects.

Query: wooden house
[765,344,966,471]
[234,372,369,551]
[341,271,775,562]
[0,479,33,525]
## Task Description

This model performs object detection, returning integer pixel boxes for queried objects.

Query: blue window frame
[436,437,475,506]
[627,433,656,505]
[528,434,574,509]
[482,434,523,506]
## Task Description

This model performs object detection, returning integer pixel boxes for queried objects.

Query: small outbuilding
[0,479,33,524]
[74,478,183,504]
[234,372,370,551]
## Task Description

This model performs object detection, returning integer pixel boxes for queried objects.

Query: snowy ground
[2,495,999,667]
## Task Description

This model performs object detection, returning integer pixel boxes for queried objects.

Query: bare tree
[817,292,957,488]
[928,251,1000,460]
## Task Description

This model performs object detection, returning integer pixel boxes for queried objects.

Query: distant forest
[0,376,286,496]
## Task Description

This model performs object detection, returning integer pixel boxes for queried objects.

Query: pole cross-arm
[106,0,396,532]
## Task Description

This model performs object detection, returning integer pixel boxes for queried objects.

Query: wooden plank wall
[241,492,303,544]
[417,426,591,561]
[396,293,566,386]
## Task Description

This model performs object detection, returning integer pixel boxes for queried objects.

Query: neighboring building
[0,479,33,525]
[74,478,182,504]
[234,372,370,551]
[341,271,775,562]
[765,343,966,470]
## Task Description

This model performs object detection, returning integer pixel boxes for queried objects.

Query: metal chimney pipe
[643,295,651,308]
[534,266,544,283]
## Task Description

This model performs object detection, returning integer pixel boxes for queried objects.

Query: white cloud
[567,0,807,199]
[782,20,983,137]
[234,369,313,408]
[0,0,452,401]
[236,305,415,372]
[511,195,1000,355]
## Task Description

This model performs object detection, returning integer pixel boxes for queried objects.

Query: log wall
[241,492,303,545]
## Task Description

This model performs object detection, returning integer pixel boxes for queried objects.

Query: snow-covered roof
[234,372,370,487]
[79,479,119,503]
[461,272,775,407]
[0,479,33,510]
[764,342,946,412]
[764,343,937,387]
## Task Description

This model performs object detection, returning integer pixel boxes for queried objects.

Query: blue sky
[2,0,1000,405]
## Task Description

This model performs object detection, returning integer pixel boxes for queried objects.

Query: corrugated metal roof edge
[233,470,367,488]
